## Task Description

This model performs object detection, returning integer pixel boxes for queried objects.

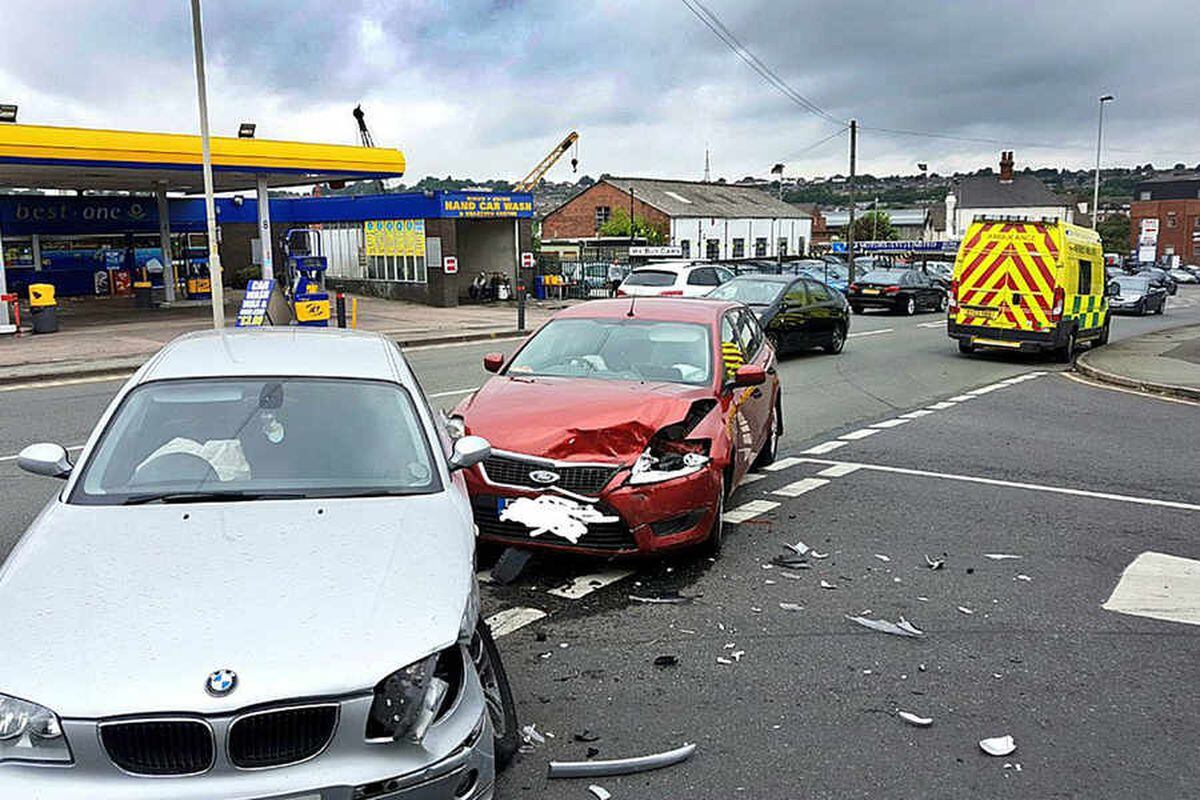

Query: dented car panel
[454,298,780,557]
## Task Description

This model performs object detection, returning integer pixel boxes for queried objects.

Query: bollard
[335,293,347,328]
[28,283,59,334]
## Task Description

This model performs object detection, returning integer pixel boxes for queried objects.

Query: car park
[1108,274,1167,315]
[1,328,517,799]
[617,261,735,297]
[451,298,781,558]
[1169,267,1198,284]
[794,260,849,293]
[1137,266,1177,295]
[707,274,850,355]
[847,268,947,315]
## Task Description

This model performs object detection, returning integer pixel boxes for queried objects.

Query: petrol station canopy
[0,123,406,193]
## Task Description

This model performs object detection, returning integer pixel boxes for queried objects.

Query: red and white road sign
[443,256,458,274]
[521,252,535,269]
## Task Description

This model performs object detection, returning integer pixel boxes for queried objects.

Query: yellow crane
[513,131,579,192]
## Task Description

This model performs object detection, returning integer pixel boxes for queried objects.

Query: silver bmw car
[0,328,518,799]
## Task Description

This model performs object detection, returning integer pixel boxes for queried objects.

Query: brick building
[542,177,812,260]
[1130,170,1200,264]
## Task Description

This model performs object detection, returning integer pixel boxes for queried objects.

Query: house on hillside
[930,152,1074,240]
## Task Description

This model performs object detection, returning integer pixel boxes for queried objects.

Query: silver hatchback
[0,328,518,800]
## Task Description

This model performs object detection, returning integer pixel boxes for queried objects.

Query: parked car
[913,260,953,289]
[707,274,850,355]
[1137,266,1177,295]
[1181,264,1200,281]
[794,260,849,293]
[1169,267,1198,284]
[1109,274,1168,315]
[847,268,948,315]
[452,298,781,557]
[617,261,735,297]
[3,328,518,798]
[1106,265,1127,280]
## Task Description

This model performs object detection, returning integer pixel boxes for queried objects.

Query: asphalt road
[1,288,1199,798]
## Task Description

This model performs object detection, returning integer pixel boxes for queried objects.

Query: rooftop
[600,177,811,219]
[955,174,1067,209]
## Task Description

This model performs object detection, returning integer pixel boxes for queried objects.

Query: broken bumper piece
[547,742,697,779]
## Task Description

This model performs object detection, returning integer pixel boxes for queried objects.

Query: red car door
[720,308,774,485]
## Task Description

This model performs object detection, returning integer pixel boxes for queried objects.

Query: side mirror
[448,435,491,472]
[732,364,767,387]
[482,353,504,373]
[1105,282,1121,297]
[18,443,73,479]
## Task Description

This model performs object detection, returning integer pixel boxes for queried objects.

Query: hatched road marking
[847,328,893,338]
[547,569,634,599]
[763,456,806,472]
[1103,552,1200,626]
[725,499,781,524]
[839,428,879,441]
[802,440,848,455]
[486,607,547,637]
[771,477,830,498]
[741,472,767,484]
[917,321,945,328]
[817,463,861,477]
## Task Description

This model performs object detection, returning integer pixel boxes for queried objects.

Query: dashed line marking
[817,463,861,478]
[848,328,893,338]
[927,401,957,410]
[967,382,1010,395]
[726,499,781,524]
[546,569,633,599]
[947,394,976,402]
[0,374,131,393]
[839,428,879,441]
[917,321,945,328]
[763,456,806,472]
[899,409,935,419]
[771,477,830,498]
[741,472,767,484]
[486,607,547,638]
[802,440,848,455]
[870,418,911,429]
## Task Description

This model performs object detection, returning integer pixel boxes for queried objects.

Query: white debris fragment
[979,735,1017,757]
[499,495,618,544]
[783,540,810,556]
[764,579,777,585]
[716,657,733,665]
[846,615,925,638]
[778,602,803,611]
[731,650,745,662]
[588,785,613,800]
[1003,762,1023,772]
[957,606,975,615]
[874,554,891,562]
[925,555,945,570]
[521,724,547,745]
[916,596,930,602]
[1014,574,1033,582]
[984,553,1023,561]
[820,579,837,589]
[898,711,933,727]
[811,551,829,560]
[779,571,805,581]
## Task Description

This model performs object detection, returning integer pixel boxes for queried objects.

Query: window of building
[1166,212,1178,229]
[1078,260,1093,294]
[732,238,745,259]
[778,238,788,257]
[594,206,611,230]
[1139,191,1151,201]
[706,239,720,260]
[679,239,691,259]
[754,237,768,257]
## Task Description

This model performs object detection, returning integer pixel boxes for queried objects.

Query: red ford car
[450,298,781,557]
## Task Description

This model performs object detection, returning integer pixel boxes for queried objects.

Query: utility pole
[190,0,225,329]
[1092,94,1114,230]
[847,119,858,283]
[629,186,636,249]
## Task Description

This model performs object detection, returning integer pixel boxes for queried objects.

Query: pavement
[2,291,1199,798]
[0,291,566,384]
[1077,321,1200,400]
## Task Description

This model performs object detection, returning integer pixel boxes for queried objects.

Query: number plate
[863,288,880,295]
[963,306,998,319]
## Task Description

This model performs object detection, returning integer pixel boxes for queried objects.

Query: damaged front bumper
[466,457,721,557]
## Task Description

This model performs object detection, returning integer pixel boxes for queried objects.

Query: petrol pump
[182,233,212,300]
[284,228,331,327]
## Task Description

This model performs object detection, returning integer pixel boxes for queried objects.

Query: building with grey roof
[938,152,1074,239]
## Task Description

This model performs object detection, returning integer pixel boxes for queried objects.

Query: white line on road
[817,463,861,478]
[725,499,781,524]
[802,440,848,455]
[0,444,85,463]
[839,428,879,441]
[847,328,893,338]
[870,418,911,429]
[546,568,633,599]
[795,458,1200,513]
[771,477,830,498]
[967,382,1011,395]
[899,409,935,419]
[429,386,479,398]
[763,456,806,472]
[0,374,132,393]
[485,607,548,638]
[946,394,976,402]
[927,401,957,410]
[741,472,767,484]
[1061,371,1200,407]
[917,321,945,328]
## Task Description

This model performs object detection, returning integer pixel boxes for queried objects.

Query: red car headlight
[629,438,711,485]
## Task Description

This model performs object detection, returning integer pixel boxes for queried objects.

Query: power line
[781,125,849,161]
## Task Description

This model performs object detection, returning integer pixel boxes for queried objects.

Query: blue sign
[440,192,534,219]
[236,279,275,327]
[0,196,160,235]
[831,240,959,255]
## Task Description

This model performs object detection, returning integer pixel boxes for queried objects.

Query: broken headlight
[629,439,711,485]
[0,693,71,764]
[365,655,451,744]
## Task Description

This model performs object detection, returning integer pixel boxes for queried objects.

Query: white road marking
[839,428,879,441]
[917,321,945,328]
[0,444,85,463]
[817,463,861,478]
[741,472,766,484]
[486,607,548,637]
[870,418,911,429]
[1103,551,1200,626]
[772,477,830,498]
[429,386,479,398]
[763,456,806,472]
[795,458,1200,513]
[802,440,848,455]
[847,328,893,338]
[899,409,935,419]
[1061,372,1200,407]
[546,568,633,599]
[967,382,1011,395]
[725,499,781,524]
[927,401,957,410]
[946,394,976,402]
[0,374,132,393]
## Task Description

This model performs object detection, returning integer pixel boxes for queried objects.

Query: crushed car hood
[0,495,473,718]
[458,376,714,460]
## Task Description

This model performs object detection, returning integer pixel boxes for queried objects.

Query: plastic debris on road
[898,711,933,727]
[925,554,945,570]
[979,735,1017,757]
[874,554,891,562]
[588,786,613,800]
[491,547,533,585]
[778,602,804,611]
[628,593,692,605]
[783,539,810,556]
[716,656,733,665]
[984,553,1023,560]
[957,606,975,615]
[846,614,925,638]
[521,724,547,748]
[770,553,810,569]
[1015,574,1033,582]
[820,579,837,590]
[574,730,601,743]
[547,742,697,779]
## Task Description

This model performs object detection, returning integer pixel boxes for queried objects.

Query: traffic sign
[443,256,459,274]
[521,252,535,269]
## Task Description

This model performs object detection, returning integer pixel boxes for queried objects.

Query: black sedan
[847,269,947,315]
[1109,275,1167,315]
[707,274,850,355]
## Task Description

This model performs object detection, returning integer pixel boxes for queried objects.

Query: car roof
[728,274,791,283]
[138,328,402,383]
[555,297,741,323]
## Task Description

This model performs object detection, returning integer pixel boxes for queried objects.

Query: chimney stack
[999,151,1015,183]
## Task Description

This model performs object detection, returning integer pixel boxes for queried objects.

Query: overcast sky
[2,1,1196,184]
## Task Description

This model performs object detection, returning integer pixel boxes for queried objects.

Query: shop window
[706,239,720,260]
[680,240,691,258]
[594,206,611,230]
[778,238,788,257]
[754,237,768,257]
[732,238,745,259]
[1166,212,1178,229]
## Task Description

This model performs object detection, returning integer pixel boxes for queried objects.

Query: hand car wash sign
[440,192,534,219]
[1,196,160,235]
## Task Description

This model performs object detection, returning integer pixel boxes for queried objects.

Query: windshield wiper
[121,490,307,505]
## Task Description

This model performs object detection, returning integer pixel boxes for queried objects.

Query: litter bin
[133,281,153,309]
[29,283,58,334]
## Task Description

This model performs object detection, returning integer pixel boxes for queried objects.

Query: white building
[935,152,1074,240]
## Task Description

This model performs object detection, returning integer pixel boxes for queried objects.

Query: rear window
[860,270,907,283]
[623,270,677,287]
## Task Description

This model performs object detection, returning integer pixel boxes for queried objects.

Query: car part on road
[925,554,945,570]
[629,593,694,605]
[957,606,975,615]
[979,735,1017,757]
[819,579,837,589]
[898,711,933,727]
[779,602,804,611]
[845,614,925,638]
[547,741,697,778]
[491,546,533,585]
[588,785,613,800]
[983,553,1023,560]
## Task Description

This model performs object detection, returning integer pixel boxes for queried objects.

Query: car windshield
[707,279,785,305]
[860,269,907,283]
[623,269,677,287]
[506,318,713,385]
[1115,277,1149,292]
[71,378,439,505]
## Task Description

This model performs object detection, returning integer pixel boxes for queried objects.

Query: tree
[852,210,897,242]
[1096,212,1131,255]
[598,207,666,244]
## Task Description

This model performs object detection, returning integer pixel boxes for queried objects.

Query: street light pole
[190,0,225,328]
[1092,94,1114,230]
